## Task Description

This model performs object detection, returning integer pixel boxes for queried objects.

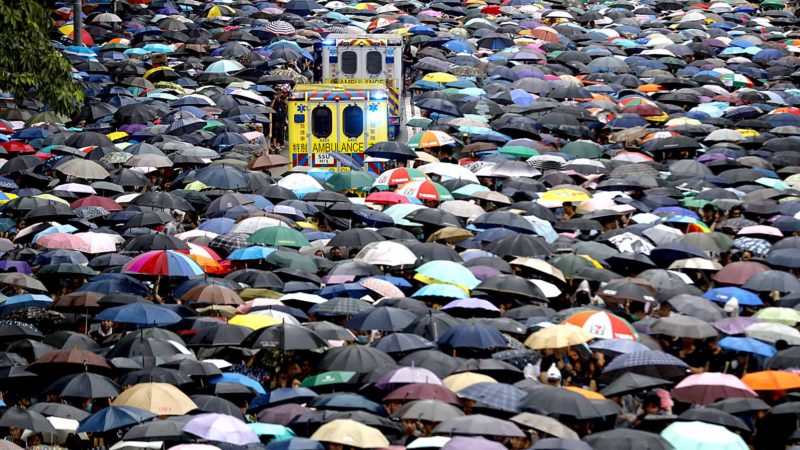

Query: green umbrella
[248,227,310,248]
[499,146,540,159]
[266,250,317,272]
[562,141,604,158]
[324,171,376,192]
[407,117,433,128]
[661,421,748,450]
[549,254,599,278]
[38,264,96,276]
[300,371,357,388]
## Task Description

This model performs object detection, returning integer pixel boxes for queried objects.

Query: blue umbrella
[210,373,266,394]
[589,339,650,356]
[95,303,182,326]
[0,294,52,315]
[248,387,318,411]
[199,217,236,234]
[436,323,507,350]
[229,246,277,261]
[458,382,526,413]
[266,437,324,450]
[703,287,763,306]
[353,209,394,228]
[77,406,157,433]
[718,336,776,357]
[307,393,385,415]
[77,274,151,296]
[317,283,370,299]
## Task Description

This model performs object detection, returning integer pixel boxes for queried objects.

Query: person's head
[330,246,342,260]
[729,206,743,218]
[100,320,113,332]
[643,394,661,415]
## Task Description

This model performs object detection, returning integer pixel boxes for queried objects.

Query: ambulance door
[337,99,368,171]
[308,100,338,168]
[362,47,385,83]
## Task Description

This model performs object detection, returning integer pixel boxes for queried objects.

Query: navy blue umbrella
[267,437,324,450]
[307,392,386,415]
[77,273,151,296]
[77,405,157,433]
[458,382,526,413]
[249,387,319,411]
[649,242,709,267]
[436,323,507,351]
[353,209,395,228]
[95,303,182,326]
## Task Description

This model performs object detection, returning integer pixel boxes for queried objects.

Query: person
[545,363,562,387]
[163,210,185,235]
[90,320,114,342]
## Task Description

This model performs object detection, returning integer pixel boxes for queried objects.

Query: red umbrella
[70,195,123,212]
[481,5,502,14]
[0,141,35,153]
[365,192,411,205]
[712,261,769,286]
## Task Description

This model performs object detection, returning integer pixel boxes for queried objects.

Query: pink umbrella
[672,372,756,405]
[36,233,87,252]
[361,277,405,299]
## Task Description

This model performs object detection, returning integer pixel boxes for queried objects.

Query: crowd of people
[2,0,800,448]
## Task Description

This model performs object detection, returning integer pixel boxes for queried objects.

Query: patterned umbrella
[396,180,453,202]
[373,168,429,188]
[563,310,638,340]
[74,206,109,220]
[123,250,205,277]
[408,130,456,149]
[265,21,296,35]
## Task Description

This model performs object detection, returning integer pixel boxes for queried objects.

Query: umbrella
[0,407,56,434]
[525,324,594,350]
[651,315,718,339]
[661,421,747,450]
[584,429,673,450]
[310,419,389,449]
[434,414,524,438]
[741,371,800,391]
[77,406,157,433]
[519,387,612,420]
[672,373,756,405]
[602,351,690,381]
[600,373,674,398]
[183,414,260,446]
[112,383,198,416]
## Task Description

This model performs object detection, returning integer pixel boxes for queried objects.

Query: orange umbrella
[188,254,226,275]
[565,386,605,400]
[637,84,664,93]
[742,371,800,391]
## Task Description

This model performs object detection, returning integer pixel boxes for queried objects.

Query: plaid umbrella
[209,233,249,256]
[457,382,525,413]
[310,298,375,317]
[602,350,690,381]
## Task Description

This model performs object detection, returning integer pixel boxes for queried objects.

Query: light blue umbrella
[228,246,277,261]
[142,44,174,53]
[210,373,267,394]
[206,59,245,74]
[412,283,470,299]
[248,423,296,441]
[718,336,776,357]
[32,224,78,243]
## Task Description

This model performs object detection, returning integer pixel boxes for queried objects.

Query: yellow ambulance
[320,34,404,139]
[287,83,389,172]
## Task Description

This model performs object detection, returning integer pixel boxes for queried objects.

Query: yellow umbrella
[422,72,459,83]
[524,324,594,350]
[229,313,281,329]
[112,382,197,416]
[736,128,760,138]
[426,226,474,243]
[442,372,497,392]
[106,131,128,141]
[311,419,389,449]
[540,189,591,203]
[207,5,235,17]
[184,180,209,191]
[144,66,176,80]
[565,386,605,400]
[35,194,69,205]
[665,117,701,126]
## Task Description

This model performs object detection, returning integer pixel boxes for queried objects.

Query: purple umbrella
[713,317,763,335]
[442,436,507,450]
[183,413,260,446]
[441,298,500,313]
[468,266,503,281]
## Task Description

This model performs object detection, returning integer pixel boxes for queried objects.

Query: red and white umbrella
[563,310,637,340]
[396,180,454,202]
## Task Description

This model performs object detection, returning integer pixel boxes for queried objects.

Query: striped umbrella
[408,130,456,149]
[265,21,296,35]
[563,310,638,340]
[123,250,205,277]
[396,180,453,202]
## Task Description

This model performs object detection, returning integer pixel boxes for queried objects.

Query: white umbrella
[418,163,479,183]
[75,232,119,254]
[745,322,800,345]
[355,241,417,266]
[439,200,484,220]
[277,173,323,191]
[231,217,290,235]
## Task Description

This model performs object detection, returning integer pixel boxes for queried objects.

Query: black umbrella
[678,407,750,433]
[600,373,674,398]
[434,414,525,438]
[520,386,612,420]
[241,323,328,351]
[328,229,385,248]
[583,429,672,450]
[191,394,246,421]
[0,407,56,434]
[318,345,396,373]
[29,402,91,421]
[122,415,193,442]
[398,350,461,379]
[119,367,192,387]
[473,275,547,304]
[46,372,120,399]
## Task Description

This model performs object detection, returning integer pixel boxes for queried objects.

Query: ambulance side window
[366,51,382,75]
[341,51,358,75]
[342,105,363,138]
[312,106,333,138]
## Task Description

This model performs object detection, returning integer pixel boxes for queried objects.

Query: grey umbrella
[434,414,525,438]
[600,373,674,398]
[583,429,673,450]
[666,294,726,322]
[509,413,578,440]
[651,314,718,339]
[393,399,464,422]
[520,386,608,420]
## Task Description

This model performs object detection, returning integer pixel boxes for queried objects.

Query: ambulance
[287,83,389,172]
[320,34,403,139]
